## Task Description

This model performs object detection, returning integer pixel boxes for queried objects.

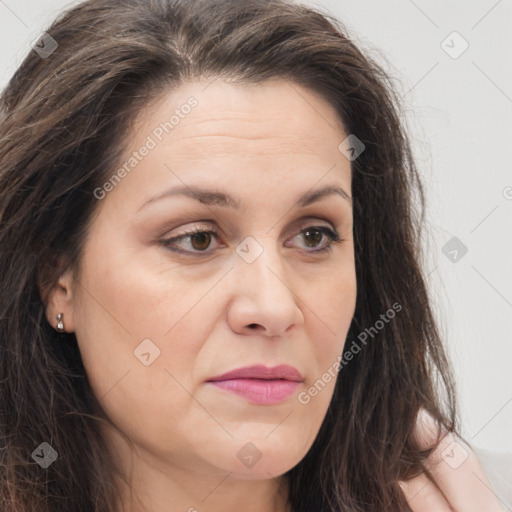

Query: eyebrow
[137,183,352,212]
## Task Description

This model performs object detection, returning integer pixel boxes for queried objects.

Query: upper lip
[207,364,303,382]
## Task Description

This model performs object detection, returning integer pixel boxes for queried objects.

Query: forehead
[97,78,352,215]
[132,78,347,154]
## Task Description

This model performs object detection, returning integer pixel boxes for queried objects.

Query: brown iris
[190,232,212,251]
[303,229,323,248]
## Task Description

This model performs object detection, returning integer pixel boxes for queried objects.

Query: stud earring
[56,313,65,332]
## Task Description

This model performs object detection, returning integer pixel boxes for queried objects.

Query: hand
[399,409,506,512]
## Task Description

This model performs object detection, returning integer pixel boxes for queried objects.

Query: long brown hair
[0,0,458,510]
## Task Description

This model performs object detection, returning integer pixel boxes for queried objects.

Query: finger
[414,409,506,512]
[399,472,455,512]
[424,432,506,512]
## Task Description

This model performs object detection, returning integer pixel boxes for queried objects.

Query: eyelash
[160,224,344,256]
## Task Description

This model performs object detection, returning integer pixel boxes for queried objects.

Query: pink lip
[206,364,303,405]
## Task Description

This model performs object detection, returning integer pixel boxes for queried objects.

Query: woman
[0,0,504,510]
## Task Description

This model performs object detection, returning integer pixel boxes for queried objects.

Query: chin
[228,458,299,480]
[212,438,307,480]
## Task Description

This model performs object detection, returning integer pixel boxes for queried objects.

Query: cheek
[295,263,356,410]
[72,261,208,452]
[75,228,209,348]
[309,261,357,351]
[72,236,218,421]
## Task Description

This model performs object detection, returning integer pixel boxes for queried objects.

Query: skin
[46,78,357,512]
[399,411,506,512]
[44,79,504,512]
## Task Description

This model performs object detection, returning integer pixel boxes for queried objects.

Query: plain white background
[1,0,511,454]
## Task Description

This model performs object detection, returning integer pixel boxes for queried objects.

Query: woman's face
[50,78,356,482]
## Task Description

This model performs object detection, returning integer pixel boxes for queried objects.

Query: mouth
[206,364,303,405]
[206,378,301,405]
[207,364,303,382]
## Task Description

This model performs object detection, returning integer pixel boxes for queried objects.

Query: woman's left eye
[161,225,343,256]
[286,226,343,252]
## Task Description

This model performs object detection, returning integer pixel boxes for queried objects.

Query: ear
[44,267,77,333]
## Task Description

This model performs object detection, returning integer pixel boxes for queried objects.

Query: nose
[226,238,305,338]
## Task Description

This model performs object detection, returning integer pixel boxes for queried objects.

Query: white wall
[1,0,511,453]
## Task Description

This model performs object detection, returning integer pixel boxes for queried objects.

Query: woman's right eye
[161,227,222,255]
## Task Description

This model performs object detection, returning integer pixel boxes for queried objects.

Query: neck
[104,425,293,512]
[114,462,293,512]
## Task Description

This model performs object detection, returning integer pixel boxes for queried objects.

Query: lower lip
[207,378,301,404]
